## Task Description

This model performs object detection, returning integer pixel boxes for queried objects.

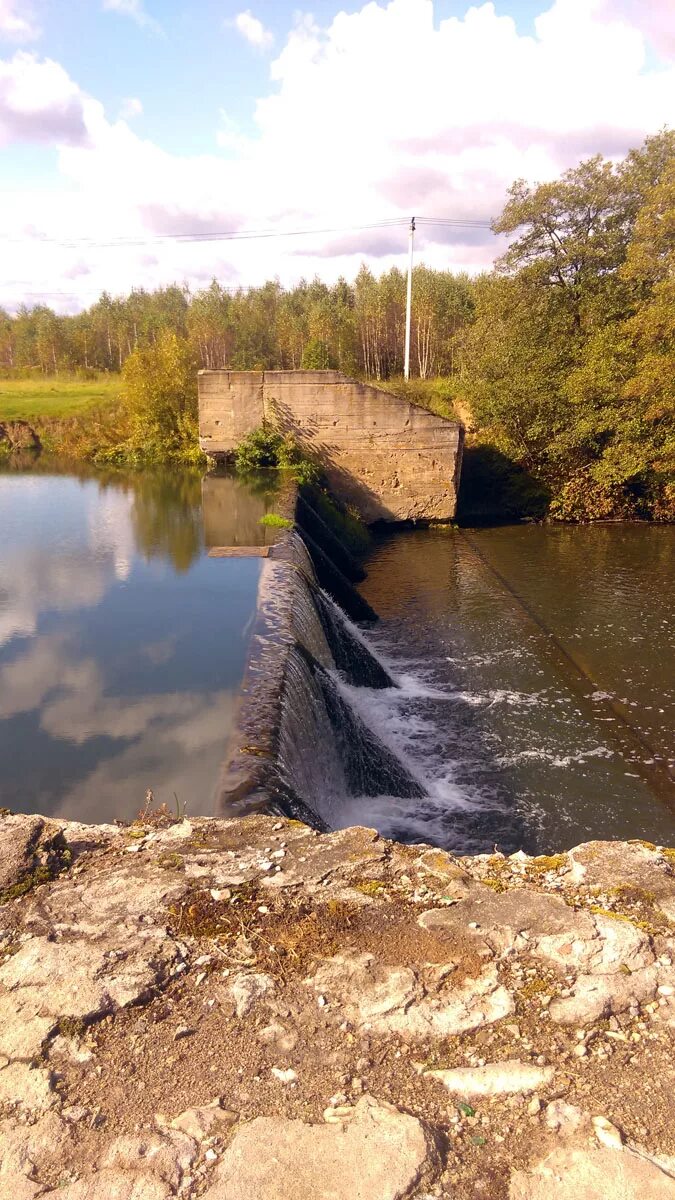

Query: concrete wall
[198,369,464,523]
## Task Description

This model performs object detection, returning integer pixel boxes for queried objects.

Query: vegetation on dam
[1,130,672,520]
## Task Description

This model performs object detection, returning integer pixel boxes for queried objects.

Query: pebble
[174,1026,195,1040]
[271,1067,297,1084]
[592,1116,624,1151]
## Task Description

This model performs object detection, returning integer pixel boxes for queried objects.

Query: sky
[0,0,674,313]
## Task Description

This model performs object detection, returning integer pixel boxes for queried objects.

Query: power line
[0,214,494,251]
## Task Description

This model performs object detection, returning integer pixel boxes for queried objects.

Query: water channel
[1,462,673,851]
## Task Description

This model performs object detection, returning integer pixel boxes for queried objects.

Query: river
[349,523,675,853]
[1,462,673,850]
[0,463,277,823]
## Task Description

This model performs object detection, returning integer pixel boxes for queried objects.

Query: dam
[198,368,464,523]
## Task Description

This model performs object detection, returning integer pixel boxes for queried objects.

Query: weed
[167,887,354,981]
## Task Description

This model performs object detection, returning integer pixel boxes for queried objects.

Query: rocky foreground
[1,809,675,1199]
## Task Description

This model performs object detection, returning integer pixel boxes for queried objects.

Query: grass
[0,373,122,421]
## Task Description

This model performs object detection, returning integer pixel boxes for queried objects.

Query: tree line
[2,129,672,522]
[0,266,473,382]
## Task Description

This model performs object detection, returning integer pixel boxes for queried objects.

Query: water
[335,524,675,854]
[0,463,277,823]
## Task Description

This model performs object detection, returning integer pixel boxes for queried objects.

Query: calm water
[0,464,277,823]
[351,524,675,853]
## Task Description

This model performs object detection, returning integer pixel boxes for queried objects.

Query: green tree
[120,331,201,463]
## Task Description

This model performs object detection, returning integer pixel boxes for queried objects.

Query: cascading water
[275,563,527,854]
[314,588,393,689]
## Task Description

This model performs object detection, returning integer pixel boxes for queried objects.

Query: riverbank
[2,808,675,1199]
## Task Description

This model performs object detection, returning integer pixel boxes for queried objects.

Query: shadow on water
[457,444,550,525]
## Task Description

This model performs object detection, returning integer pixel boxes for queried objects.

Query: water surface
[351,524,675,853]
[0,464,275,823]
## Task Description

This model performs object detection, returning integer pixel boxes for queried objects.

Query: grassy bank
[0,373,122,421]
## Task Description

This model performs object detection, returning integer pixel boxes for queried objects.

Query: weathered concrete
[198,369,464,523]
[3,812,675,1199]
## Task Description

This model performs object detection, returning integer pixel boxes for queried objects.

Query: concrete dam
[198,369,464,523]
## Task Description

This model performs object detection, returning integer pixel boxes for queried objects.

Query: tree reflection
[130,471,204,572]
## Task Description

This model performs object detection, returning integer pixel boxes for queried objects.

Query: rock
[168,1104,238,1142]
[0,1062,55,1114]
[0,814,68,895]
[229,972,275,1018]
[0,1113,74,1198]
[0,991,56,1061]
[425,1060,554,1097]
[549,965,659,1025]
[592,1116,624,1151]
[311,953,417,1021]
[201,1095,439,1200]
[271,1067,297,1083]
[0,927,179,1035]
[509,1145,675,1199]
[310,952,513,1038]
[101,1132,196,1189]
[55,1171,171,1200]
[567,841,674,897]
[544,1102,586,1135]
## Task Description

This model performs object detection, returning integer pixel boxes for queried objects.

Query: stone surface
[201,1095,439,1200]
[425,1060,554,1097]
[198,369,463,523]
[2,811,675,1200]
[55,1172,171,1200]
[509,1146,675,1199]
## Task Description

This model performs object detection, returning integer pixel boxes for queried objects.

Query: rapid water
[317,525,675,854]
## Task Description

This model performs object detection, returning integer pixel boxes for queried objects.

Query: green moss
[0,865,55,904]
[155,852,185,871]
[56,1016,87,1039]
[589,905,658,936]
[259,513,293,529]
[482,877,508,893]
[353,880,387,897]
[519,977,552,1000]
[529,854,568,873]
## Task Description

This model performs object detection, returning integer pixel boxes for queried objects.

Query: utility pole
[404,215,415,381]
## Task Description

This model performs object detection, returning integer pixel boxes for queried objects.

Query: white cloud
[102,0,162,35]
[0,0,674,311]
[0,52,88,146]
[230,10,274,51]
[600,0,675,60]
[0,0,40,43]
[119,95,143,120]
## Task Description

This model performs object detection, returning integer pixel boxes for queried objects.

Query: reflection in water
[0,463,263,823]
[358,525,675,853]
[201,472,281,548]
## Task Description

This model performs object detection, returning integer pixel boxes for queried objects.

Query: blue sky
[0,0,673,310]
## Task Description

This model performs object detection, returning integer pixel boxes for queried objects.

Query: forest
[1,130,673,523]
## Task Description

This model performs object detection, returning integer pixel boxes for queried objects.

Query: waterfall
[314,588,394,689]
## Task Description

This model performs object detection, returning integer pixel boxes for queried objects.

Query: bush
[234,426,322,485]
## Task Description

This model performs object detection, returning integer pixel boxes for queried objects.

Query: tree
[121,331,200,462]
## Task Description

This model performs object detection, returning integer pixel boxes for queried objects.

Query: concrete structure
[198,369,464,523]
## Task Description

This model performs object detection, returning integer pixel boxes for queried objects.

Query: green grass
[0,373,122,421]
